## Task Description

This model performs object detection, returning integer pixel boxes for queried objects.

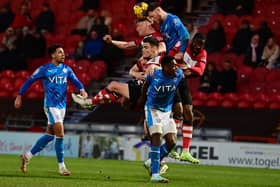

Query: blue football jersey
[146,68,184,112]
[160,13,189,53]
[19,62,84,108]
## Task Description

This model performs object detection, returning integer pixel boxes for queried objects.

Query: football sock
[160,143,170,160]
[55,137,64,163]
[59,162,66,169]
[150,146,160,175]
[30,134,54,155]
[92,88,119,105]
[182,121,193,152]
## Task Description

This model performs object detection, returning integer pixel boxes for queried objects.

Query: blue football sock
[55,137,64,163]
[150,146,160,175]
[30,134,54,155]
[160,143,169,160]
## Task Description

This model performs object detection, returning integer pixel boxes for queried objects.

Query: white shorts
[145,106,177,136]
[44,107,66,125]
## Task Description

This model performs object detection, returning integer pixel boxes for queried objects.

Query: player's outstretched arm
[103,34,136,49]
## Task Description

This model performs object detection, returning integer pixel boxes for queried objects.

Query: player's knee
[166,139,176,150]
[183,105,193,120]
[172,103,183,119]
[55,133,64,138]
[107,81,118,91]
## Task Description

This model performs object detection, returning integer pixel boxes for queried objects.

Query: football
[133,2,149,19]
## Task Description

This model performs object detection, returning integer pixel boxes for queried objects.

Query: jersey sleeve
[67,66,85,91]
[134,37,142,46]
[177,68,184,82]
[172,17,190,53]
[18,66,45,95]
[189,50,207,76]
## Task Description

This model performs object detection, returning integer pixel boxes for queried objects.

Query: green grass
[0,155,280,187]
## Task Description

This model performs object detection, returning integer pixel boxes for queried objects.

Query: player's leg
[169,98,183,159]
[161,113,178,161]
[50,107,70,176]
[72,81,128,108]
[178,78,199,164]
[20,108,55,173]
[145,107,168,183]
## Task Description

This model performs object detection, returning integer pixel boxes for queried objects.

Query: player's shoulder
[153,69,162,76]
[147,56,161,65]
[151,32,164,41]
[176,68,183,76]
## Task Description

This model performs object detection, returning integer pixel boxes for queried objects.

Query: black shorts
[173,89,181,104]
[128,79,143,107]
[178,77,192,105]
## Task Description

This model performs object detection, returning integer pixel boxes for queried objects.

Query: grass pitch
[0,154,279,187]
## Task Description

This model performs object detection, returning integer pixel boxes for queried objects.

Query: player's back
[160,13,189,52]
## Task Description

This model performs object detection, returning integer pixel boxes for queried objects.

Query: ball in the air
[133,2,149,19]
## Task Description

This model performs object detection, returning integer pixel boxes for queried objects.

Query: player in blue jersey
[140,55,184,183]
[148,2,206,163]
[147,2,189,60]
[14,44,88,176]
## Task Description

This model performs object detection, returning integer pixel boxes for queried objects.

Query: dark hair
[48,44,63,56]
[142,36,159,47]
[192,33,206,46]
[147,2,161,12]
[161,55,176,67]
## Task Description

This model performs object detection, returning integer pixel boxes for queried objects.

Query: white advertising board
[0,131,80,158]
[123,136,280,169]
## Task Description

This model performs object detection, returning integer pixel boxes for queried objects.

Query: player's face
[191,41,203,54]
[136,21,148,36]
[142,43,157,58]
[163,62,177,77]
[148,9,161,23]
[53,48,65,63]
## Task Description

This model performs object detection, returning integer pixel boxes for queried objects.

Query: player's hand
[103,35,112,43]
[79,90,88,98]
[134,72,146,81]
[145,64,161,76]
[14,95,22,109]
[174,52,184,60]
[183,69,192,76]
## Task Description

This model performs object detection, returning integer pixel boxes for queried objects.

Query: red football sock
[92,88,118,105]
[182,123,193,152]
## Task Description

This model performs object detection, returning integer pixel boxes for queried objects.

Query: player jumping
[140,55,184,183]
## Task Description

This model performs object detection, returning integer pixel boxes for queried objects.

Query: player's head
[190,33,206,54]
[48,44,65,64]
[147,2,163,23]
[142,36,159,59]
[135,19,154,36]
[161,55,177,77]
